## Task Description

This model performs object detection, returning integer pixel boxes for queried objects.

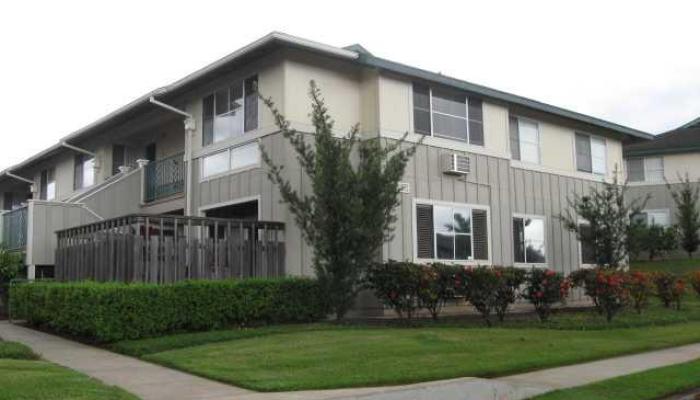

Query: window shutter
[40,170,48,200]
[472,209,489,260]
[202,95,214,146]
[513,217,525,263]
[244,76,258,132]
[575,133,592,173]
[579,223,596,264]
[509,116,520,160]
[74,154,83,190]
[468,98,484,146]
[412,83,431,135]
[626,158,644,182]
[416,204,434,258]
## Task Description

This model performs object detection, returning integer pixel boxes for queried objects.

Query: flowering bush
[494,267,527,322]
[624,271,654,314]
[569,268,603,314]
[366,261,423,320]
[593,270,629,322]
[457,266,502,326]
[523,268,571,322]
[688,271,700,297]
[653,271,686,310]
[417,263,461,320]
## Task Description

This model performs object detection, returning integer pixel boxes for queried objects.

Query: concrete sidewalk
[0,321,252,400]
[2,320,700,400]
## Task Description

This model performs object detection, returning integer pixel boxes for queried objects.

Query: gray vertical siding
[192,132,608,276]
[27,201,100,266]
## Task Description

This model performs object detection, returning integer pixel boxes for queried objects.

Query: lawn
[630,258,700,275]
[118,297,700,392]
[0,340,137,400]
[531,358,700,400]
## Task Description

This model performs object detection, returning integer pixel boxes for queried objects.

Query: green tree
[560,169,648,269]
[260,81,417,319]
[668,174,700,258]
[0,246,23,313]
[643,224,678,261]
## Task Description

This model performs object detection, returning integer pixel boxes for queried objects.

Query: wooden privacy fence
[55,214,285,283]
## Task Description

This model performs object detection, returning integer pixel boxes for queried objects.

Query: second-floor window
[74,154,95,190]
[412,83,483,146]
[626,157,664,182]
[202,75,258,147]
[40,168,56,201]
[575,133,606,175]
[509,117,540,164]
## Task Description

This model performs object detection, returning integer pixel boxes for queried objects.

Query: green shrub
[494,266,527,322]
[653,272,686,310]
[417,263,461,320]
[523,268,571,322]
[570,268,603,314]
[688,271,700,297]
[624,271,654,314]
[366,261,423,320]
[9,278,328,342]
[457,266,501,326]
[592,269,629,322]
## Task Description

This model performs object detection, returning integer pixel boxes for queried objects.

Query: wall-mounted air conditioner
[442,154,470,175]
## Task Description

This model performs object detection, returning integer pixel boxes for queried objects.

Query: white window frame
[412,83,477,145]
[512,116,542,165]
[574,132,608,176]
[642,208,671,227]
[202,75,259,147]
[200,141,261,181]
[512,213,547,267]
[411,198,491,265]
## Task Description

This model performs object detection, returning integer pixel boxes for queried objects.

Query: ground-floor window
[415,201,489,262]
[513,215,546,264]
[637,209,671,227]
[579,222,597,265]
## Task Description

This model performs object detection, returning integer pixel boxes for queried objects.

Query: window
[74,154,95,190]
[513,216,546,264]
[638,209,671,227]
[40,168,56,201]
[201,142,260,179]
[202,75,258,146]
[575,133,606,175]
[412,83,483,145]
[415,202,489,261]
[627,157,664,183]
[509,117,540,164]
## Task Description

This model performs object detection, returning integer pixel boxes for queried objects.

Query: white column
[184,117,196,216]
[26,265,36,281]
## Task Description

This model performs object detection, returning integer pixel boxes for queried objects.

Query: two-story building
[0,32,653,285]
[624,117,700,258]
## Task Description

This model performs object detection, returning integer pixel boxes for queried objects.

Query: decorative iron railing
[1,207,28,250]
[55,214,285,283]
[144,153,185,203]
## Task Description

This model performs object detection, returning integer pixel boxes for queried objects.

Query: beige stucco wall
[663,153,700,181]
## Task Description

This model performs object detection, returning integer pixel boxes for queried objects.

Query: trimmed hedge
[9,278,328,342]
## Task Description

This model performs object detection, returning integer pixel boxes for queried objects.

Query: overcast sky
[1,0,698,170]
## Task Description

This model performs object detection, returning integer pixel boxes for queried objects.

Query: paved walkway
[0,321,251,400]
[2,320,700,400]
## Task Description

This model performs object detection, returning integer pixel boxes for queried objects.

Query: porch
[55,214,285,283]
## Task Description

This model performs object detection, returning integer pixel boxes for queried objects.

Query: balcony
[1,206,28,250]
[55,214,285,283]
[144,153,185,203]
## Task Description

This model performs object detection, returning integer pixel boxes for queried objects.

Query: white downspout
[148,97,195,216]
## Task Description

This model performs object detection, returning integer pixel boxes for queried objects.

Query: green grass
[140,321,700,391]
[0,359,138,400]
[0,340,38,360]
[631,258,700,275]
[0,340,138,399]
[532,358,700,400]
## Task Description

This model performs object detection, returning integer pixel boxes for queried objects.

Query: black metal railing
[144,153,185,203]
[55,214,285,283]
[1,207,28,250]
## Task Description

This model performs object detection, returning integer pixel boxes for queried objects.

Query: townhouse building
[624,117,700,258]
[0,32,652,284]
